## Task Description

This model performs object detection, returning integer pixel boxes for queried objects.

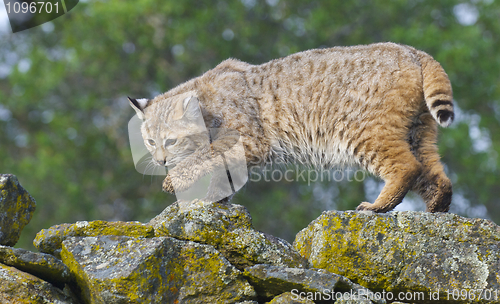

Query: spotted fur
[130,42,454,212]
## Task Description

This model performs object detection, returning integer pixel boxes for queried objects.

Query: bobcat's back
[191,43,453,172]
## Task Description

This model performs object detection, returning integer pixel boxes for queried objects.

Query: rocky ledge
[1,173,499,303]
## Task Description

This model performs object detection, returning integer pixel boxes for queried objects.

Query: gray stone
[244,264,384,304]
[294,210,500,302]
[34,220,154,258]
[0,262,78,304]
[149,200,308,270]
[0,245,71,287]
[0,174,36,246]
[61,235,256,303]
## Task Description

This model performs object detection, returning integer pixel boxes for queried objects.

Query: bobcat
[129,42,454,213]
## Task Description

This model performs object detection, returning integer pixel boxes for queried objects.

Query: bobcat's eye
[147,139,156,146]
[165,138,177,147]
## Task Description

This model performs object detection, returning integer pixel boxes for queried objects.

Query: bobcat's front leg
[162,175,174,193]
[162,130,240,194]
[163,158,214,193]
[161,147,213,193]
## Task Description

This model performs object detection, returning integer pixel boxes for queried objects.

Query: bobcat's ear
[181,96,201,120]
[128,97,150,120]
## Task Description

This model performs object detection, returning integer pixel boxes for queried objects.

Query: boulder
[294,210,500,302]
[149,200,308,269]
[61,235,256,303]
[0,174,36,246]
[243,264,384,304]
[0,245,71,287]
[34,220,154,258]
[0,262,78,303]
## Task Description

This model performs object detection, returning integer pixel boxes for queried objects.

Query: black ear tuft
[128,96,149,120]
[128,97,141,110]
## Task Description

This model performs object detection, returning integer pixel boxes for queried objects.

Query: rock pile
[1,173,500,304]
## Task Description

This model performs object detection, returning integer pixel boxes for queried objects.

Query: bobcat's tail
[416,50,454,127]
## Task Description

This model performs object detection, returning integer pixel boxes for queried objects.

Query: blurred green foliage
[0,0,499,250]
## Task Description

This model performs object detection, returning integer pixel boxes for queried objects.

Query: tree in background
[0,0,499,249]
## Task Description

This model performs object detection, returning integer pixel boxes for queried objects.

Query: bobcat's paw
[162,175,175,194]
[356,202,390,213]
[356,202,374,211]
[426,201,451,213]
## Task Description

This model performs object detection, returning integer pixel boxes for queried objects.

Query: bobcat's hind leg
[410,114,452,212]
[356,143,422,213]
[413,167,452,212]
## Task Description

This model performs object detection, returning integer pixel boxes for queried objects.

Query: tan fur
[131,42,454,212]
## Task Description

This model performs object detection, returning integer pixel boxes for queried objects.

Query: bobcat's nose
[157,159,165,166]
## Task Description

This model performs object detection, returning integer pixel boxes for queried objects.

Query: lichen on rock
[3,190,499,304]
[243,264,385,304]
[61,235,256,303]
[149,199,308,270]
[294,210,500,301]
[34,220,154,258]
[0,174,36,246]
[0,245,71,288]
[0,262,78,303]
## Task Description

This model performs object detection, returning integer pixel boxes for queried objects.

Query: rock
[0,245,71,288]
[149,200,308,269]
[0,262,78,303]
[268,292,315,303]
[244,264,384,304]
[61,235,256,303]
[0,174,36,246]
[294,210,500,301]
[34,220,154,258]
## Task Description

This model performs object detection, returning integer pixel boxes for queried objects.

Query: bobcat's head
[128,91,208,167]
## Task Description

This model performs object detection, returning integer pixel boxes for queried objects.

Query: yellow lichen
[60,237,254,303]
